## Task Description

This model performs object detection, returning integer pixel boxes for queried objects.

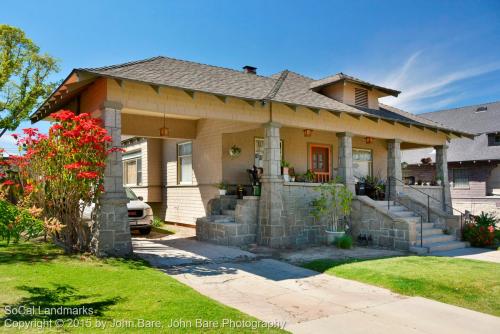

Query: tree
[0,24,59,137]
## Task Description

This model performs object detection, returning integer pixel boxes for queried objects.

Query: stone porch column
[435,145,453,214]
[90,101,133,257]
[336,132,355,193]
[257,122,286,247]
[386,139,403,199]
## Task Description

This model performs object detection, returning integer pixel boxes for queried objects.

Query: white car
[83,187,154,235]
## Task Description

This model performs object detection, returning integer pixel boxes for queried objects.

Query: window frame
[352,148,373,180]
[451,168,470,189]
[122,151,143,186]
[177,141,193,185]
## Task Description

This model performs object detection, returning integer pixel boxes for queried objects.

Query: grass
[0,241,286,333]
[303,256,500,316]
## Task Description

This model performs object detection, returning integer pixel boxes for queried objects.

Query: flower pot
[325,230,345,244]
[218,189,227,196]
[282,167,289,175]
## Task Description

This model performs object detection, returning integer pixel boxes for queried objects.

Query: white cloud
[380,51,500,112]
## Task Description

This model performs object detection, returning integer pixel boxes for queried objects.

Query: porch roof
[30,56,473,139]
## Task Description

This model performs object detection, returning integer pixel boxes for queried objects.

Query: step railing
[387,177,472,244]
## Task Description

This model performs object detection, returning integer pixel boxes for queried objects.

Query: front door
[310,145,331,182]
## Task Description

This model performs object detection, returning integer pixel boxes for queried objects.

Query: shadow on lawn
[301,256,403,273]
[1,284,121,325]
[0,242,62,265]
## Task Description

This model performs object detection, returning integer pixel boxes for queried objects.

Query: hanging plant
[229,145,242,158]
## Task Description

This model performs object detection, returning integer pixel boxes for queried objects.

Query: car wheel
[139,227,151,235]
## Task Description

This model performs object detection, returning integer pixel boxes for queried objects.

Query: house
[402,101,500,216]
[30,56,472,256]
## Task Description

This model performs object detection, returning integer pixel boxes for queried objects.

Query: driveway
[133,237,499,334]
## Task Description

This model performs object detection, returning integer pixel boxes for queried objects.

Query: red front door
[310,145,331,182]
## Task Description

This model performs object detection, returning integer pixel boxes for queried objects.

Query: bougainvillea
[2,110,115,252]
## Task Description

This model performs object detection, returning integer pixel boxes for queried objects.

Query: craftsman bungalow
[31,56,473,256]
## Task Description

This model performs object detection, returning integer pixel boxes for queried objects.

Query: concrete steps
[374,200,469,255]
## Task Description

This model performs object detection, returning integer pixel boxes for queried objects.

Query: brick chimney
[243,65,257,75]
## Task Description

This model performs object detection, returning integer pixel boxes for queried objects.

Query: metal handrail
[387,176,471,243]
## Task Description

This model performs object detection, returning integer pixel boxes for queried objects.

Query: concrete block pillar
[435,145,453,214]
[387,139,403,199]
[90,101,133,257]
[336,132,355,193]
[257,122,286,247]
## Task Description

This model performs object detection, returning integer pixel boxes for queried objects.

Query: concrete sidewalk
[134,238,500,334]
[430,247,500,263]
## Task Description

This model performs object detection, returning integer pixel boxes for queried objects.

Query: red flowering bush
[462,212,498,247]
[2,110,116,252]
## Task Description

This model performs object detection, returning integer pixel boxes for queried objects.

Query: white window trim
[123,151,143,187]
[352,148,373,179]
[177,141,193,185]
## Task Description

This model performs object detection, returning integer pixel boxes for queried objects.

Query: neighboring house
[30,56,472,255]
[402,101,500,216]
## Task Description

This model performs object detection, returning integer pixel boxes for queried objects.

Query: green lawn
[303,256,500,316]
[0,241,286,333]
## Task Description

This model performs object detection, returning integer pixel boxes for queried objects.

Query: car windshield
[125,187,139,200]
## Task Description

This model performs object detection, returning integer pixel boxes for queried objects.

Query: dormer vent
[354,88,368,108]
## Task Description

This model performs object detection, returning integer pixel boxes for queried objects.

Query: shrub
[2,111,118,253]
[462,212,497,247]
[335,235,353,249]
[0,199,43,244]
[152,217,164,228]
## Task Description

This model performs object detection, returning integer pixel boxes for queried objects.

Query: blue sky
[1,0,500,154]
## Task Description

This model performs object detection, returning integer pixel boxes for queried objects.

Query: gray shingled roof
[309,72,401,97]
[402,101,500,163]
[33,56,471,137]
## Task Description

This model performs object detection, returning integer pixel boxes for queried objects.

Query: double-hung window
[177,142,193,184]
[123,151,142,186]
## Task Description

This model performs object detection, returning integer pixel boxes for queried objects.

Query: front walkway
[133,237,499,334]
[430,247,500,263]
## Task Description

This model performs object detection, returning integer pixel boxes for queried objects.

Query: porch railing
[387,176,471,248]
[314,172,330,183]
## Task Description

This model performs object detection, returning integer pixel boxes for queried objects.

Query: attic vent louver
[354,88,368,108]
[476,106,487,112]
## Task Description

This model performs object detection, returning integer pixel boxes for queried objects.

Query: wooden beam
[347,113,361,120]
[114,78,124,88]
[150,85,160,94]
[214,95,227,103]
[243,99,256,107]
[398,122,411,128]
[327,110,341,118]
[427,127,438,133]
[183,89,195,99]
[285,104,297,112]
[380,118,395,125]
[308,107,320,114]
[413,124,425,131]
[364,115,379,123]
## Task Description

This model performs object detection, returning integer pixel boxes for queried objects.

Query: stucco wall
[221,127,389,185]
[402,185,444,212]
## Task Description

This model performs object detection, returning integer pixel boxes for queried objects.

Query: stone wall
[402,185,444,212]
[197,196,259,246]
[351,196,416,251]
[280,182,329,246]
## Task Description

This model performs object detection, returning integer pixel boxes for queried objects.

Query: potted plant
[216,182,227,195]
[311,177,353,244]
[303,169,315,183]
[281,160,291,178]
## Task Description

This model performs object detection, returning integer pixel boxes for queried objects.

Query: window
[123,151,142,186]
[177,142,193,184]
[352,149,372,181]
[452,168,469,189]
[254,138,283,168]
[487,133,500,146]
[354,88,368,108]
